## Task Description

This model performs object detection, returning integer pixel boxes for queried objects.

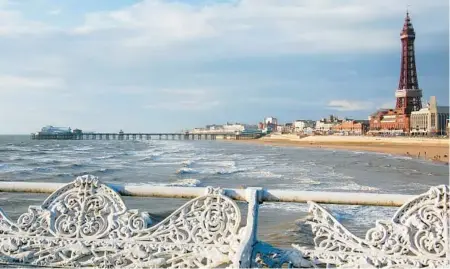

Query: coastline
[230,134,450,164]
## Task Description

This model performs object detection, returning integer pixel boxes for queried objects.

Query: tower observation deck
[395,11,422,114]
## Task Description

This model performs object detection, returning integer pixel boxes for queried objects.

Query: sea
[0,135,448,247]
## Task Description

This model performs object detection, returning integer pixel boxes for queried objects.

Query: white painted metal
[0,181,415,206]
[292,185,449,268]
[0,175,448,268]
[0,175,250,268]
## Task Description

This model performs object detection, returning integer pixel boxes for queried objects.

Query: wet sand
[232,135,450,164]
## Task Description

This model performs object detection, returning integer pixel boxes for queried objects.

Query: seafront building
[294,120,315,133]
[331,120,369,135]
[369,12,423,135]
[315,115,342,134]
[410,96,449,135]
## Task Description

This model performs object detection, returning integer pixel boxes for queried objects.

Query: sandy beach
[235,134,450,164]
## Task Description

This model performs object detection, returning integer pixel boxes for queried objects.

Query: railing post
[235,187,262,268]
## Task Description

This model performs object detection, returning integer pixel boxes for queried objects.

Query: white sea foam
[176,167,199,174]
[260,202,309,212]
[213,166,253,175]
[92,155,116,160]
[296,177,321,185]
[167,178,203,187]
[74,146,95,151]
[198,160,236,167]
[180,160,195,167]
[324,204,396,226]
[124,178,203,188]
[241,170,283,179]
[322,181,379,192]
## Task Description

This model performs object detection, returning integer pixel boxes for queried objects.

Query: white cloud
[0,10,55,36]
[0,75,65,92]
[145,100,220,111]
[69,0,448,55]
[48,9,61,16]
[144,87,219,111]
[248,97,323,107]
[158,89,207,96]
[327,100,374,111]
[379,100,396,109]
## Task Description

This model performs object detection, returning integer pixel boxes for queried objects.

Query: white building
[315,115,342,133]
[222,123,245,133]
[40,126,72,134]
[410,96,449,135]
[264,117,278,125]
[294,120,315,132]
[191,123,258,134]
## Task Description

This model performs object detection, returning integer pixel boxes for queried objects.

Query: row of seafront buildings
[190,116,369,137]
[259,116,369,136]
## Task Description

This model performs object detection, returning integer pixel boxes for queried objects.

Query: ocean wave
[296,177,321,185]
[92,155,116,160]
[74,146,95,151]
[260,202,309,212]
[176,168,199,174]
[29,151,48,156]
[40,159,62,165]
[124,178,202,188]
[9,156,25,161]
[213,166,253,175]
[33,167,53,173]
[181,160,195,167]
[324,204,396,226]
[138,153,164,162]
[69,163,85,169]
[323,181,379,192]
[90,168,121,174]
[56,172,74,177]
[198,160,235,167]
[241,170,283,179]
[0,146,36,153]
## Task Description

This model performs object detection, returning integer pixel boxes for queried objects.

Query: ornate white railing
[0,175,448,268]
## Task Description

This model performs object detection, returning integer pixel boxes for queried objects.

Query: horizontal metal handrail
[0,181,415,206]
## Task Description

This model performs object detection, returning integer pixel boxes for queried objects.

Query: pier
[30,132,263,141]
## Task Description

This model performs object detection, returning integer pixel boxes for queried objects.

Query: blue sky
[0,0,448,134]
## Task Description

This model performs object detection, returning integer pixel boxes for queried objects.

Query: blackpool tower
[395,11,422,114]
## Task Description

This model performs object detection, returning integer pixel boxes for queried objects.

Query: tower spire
[395,10,422,114]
